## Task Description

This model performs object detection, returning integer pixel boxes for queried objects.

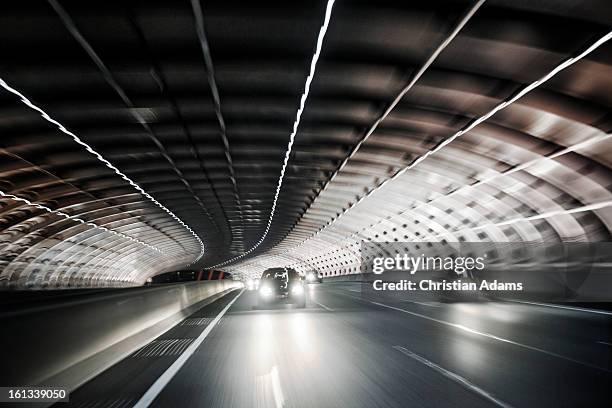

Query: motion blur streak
[132,289,244,408]
[314,0,486,206]
[0,190,163,253]
[0,78,205,263]
[294,29,612,248]
[365,296,612,373]
[1,2,612,406]
[56,285,612,407]
[393,346,513,408]
[1,1,611,288]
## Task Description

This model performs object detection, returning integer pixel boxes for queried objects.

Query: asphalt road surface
[63,282,612,408]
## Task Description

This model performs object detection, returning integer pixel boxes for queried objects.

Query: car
[258,267,306,308]
[305,270,323,283]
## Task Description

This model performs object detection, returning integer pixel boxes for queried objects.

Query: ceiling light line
[126,10,236,255]
[0,146,188,251]
[277,0,486,243]
[47,0,209,262]
[0,78,205,263]
[48,0,208,211]
[285,29,612,253]
[310,131,612,250]
[0,190,163,254]
[123,11,239,266]
[207,0,336,269]
[39,228,167,284]
[262,128,611,262]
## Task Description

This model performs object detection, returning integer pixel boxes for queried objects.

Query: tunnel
[1,0,612,407]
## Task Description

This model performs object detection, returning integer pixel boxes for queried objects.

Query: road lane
[133,289,244,407]
[63,283,612,407]
[151,289,494,408]
[149,284,612,407]
[314,284,612,407]
[325,281,612,370]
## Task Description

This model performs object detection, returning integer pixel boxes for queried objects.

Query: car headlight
[260,285,273,297]
[291,284,304,296]
[306,273,315,282]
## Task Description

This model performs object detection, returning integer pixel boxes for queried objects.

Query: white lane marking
[116,296,144,306]
[509,300,612,316]
[597,341,612,347]
[393,346,513,408]
[346,289,361,293]
[311,299,334,312]
[335,291,612,373]
[401,300,441,308]
[270,366,285,408]
[133,289,244,407]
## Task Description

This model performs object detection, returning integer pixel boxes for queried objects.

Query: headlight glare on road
[260,285,273,297]
[292,284,304,296]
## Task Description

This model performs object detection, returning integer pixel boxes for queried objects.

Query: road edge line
[508,300,612,316]
[334,291,612,373]
[133,288,244,407]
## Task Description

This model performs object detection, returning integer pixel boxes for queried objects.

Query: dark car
[258,267,306,308]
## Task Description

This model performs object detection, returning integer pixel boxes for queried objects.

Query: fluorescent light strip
[0,78,205,263]
[48,0,219,241]
[291,29,612,250]
[0,190,163,254]
[208,0,336,268]
[316,0,485,195]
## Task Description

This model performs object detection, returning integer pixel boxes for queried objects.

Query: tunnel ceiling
[0,0,611,288]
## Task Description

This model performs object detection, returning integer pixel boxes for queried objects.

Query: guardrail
[0,280,241,394]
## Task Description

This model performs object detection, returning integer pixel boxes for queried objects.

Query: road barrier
[0,280,241,395]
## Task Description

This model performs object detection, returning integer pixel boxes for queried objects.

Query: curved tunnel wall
[0,189,201,289]
[226,46,612,278]
[0,1,611,289]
